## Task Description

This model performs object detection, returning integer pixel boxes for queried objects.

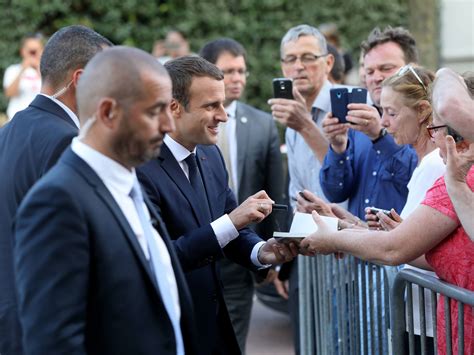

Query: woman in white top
[3,33,44,120]
[367,66,445,354]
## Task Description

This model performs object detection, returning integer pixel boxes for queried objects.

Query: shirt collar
[312,80,335,113]
[71,137,136,196]
[164,134,197,163]
[225,100,237,119]
[39,93,80,128]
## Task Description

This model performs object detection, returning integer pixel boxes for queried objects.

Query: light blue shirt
[286,80,348,210]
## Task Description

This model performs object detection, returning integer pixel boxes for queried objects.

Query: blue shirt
[319,129,418,219]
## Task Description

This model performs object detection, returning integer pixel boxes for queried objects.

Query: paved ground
[246,297,295,355]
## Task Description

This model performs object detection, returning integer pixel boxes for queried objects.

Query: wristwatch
[372,128,387,143]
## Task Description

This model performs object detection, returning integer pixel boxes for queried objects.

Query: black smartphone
[298,191,311,202]
[273,78,294,99]
[330,88,349,123]
[447,126,464,143]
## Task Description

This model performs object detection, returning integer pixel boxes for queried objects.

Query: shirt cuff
[210,214,239,248]
[251,241,271,269]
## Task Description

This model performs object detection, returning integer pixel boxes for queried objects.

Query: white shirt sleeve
[210,214,239,248]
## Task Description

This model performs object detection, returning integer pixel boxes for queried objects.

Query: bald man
[13,47,198,355]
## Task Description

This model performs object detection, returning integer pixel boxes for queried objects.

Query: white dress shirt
[224,100,238,195]
[164,135,267,267]
[71,138,183,353]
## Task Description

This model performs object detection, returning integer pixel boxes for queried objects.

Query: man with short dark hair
[320,26,418,219]
[14,46,199,354]
[200,38,284,352]
[137,55,296,355]
[0,25,112,354]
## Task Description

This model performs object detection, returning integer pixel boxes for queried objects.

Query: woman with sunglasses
[300,70,474,355]
[364,66,443,354]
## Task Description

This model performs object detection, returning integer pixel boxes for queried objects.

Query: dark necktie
[184,153,212,222]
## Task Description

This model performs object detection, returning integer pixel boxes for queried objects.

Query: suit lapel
[61,149,160,295]
[235,102,250,190]
[30,95,78,129]
[159,144,209,225]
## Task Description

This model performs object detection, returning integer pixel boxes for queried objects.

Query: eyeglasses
[281,53,328,65]
[426,124,447,138]
[221,68,249,78]
[397,65,427,93]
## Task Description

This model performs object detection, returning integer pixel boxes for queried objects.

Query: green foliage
[0,0,408,113]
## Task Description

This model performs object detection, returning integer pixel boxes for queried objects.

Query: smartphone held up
[273,78,294,99]
[330,87,367,123]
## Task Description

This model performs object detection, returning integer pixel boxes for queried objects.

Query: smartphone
[330,87,368,124]
[273,78,294,99]
[349,88,368,104]
[368,207,394,220]
[330,88,349,123]
[447,126,464,143]
[298,191,311,202]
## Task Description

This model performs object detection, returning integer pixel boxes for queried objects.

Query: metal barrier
[391,269,474,355]
[298,254,398,355]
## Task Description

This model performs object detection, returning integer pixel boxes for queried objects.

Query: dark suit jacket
[14,148,199,355]
[137,143,264,355]
[0,95,77,354]
[234,101,284,239]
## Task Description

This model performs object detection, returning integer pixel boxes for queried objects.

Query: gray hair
[280,24,328,58]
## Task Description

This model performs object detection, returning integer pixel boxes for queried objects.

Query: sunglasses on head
[397,65,427,93]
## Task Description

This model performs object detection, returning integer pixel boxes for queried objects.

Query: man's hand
[365,207,402,231]
[228,190,274,230]
[296,189,335,217]
[346,103,382,140]
[258,238,299,265]
[299,211,338,255]
[445,136,474,187]
[321,112,349,153]
[268,87,313,132]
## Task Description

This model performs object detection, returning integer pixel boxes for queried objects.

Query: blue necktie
[185,153,212,222]
[129,180,184,355]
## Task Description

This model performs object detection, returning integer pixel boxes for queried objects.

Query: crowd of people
[0,21,472,355]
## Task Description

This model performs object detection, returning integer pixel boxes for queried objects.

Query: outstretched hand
[258,238,299,265]
[299,211,338,256]
[296,189,335,216]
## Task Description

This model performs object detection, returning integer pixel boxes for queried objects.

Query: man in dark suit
[137,56,296,355]
[0,25,112,355]
[14,47,198,354]
[199,38,285,352]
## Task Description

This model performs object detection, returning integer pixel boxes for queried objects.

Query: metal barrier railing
[298,254,398,355]
[391,269,474,355]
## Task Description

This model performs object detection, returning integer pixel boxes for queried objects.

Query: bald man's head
[77,46,169,121]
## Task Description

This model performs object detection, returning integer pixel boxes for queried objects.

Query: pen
[273,204,288,211]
